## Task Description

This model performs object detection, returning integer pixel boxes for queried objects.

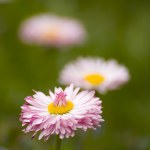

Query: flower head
[20,84,103,140]
[19,14,86,48]
[59,57,130,94]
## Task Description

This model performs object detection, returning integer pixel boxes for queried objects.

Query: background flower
[19,14,86,48]
[20,84,103,140]
[59,57,130,93]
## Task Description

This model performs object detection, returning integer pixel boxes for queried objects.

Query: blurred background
[0,0,150,150]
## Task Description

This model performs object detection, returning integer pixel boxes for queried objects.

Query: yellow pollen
[84,73,105,85]
[48,101,74,114]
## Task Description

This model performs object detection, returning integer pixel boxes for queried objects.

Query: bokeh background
[0,0,150,150]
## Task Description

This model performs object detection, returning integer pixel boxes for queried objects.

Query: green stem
[55,135,62,150]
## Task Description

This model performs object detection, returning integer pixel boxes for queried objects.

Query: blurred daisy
[59,57,130,94]
[19,14,86,48]
[20,84,103,140]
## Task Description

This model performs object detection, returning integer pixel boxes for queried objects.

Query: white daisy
[59,57,130,93]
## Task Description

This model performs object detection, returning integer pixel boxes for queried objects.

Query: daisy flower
[59,57,130,94]
[20,84,103,140]
[19,14,86,48]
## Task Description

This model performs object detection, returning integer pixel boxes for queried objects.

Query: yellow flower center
[48,101,74,114]
[84,73,105,85]
[42,27,59,42]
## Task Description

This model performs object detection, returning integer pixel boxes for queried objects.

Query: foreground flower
[59,57,130,94]
[20,84,103,140]
[19,14,86,47]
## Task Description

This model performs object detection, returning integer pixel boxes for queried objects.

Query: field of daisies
[0,0,150,150]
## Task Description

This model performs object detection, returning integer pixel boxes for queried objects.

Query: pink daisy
[19,14,86,48]
[20,84,103,140]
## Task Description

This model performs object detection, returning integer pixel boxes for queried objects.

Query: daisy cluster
[19,13,130,141]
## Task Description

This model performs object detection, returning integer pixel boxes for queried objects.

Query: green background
[0,0,150,149]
